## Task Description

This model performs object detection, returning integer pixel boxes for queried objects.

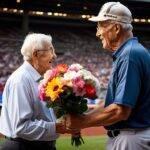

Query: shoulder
[130,41,148,57]
[120,39,149,63]
[7,64,31,86]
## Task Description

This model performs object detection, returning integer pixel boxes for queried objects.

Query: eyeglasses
[35,48,57,58]
[35,46,55,52]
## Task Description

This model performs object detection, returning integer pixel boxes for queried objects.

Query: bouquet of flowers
[38,63,100,146]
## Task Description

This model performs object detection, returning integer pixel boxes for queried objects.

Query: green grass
[0,139,4,144]
[56,136,107,150]
[0,136,107,150]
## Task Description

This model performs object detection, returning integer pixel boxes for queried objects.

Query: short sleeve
[114,59,141,108]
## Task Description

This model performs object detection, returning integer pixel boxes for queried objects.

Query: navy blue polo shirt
[105,37,150,130]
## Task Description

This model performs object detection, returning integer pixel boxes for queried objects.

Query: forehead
[97,21,111,27]
[43,42,54,50]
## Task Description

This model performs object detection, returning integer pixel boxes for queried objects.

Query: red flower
[85,84,96,99]
[56,64,68,74]
[0,83,4,92]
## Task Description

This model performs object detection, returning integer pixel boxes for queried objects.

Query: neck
[112,31,133,51]
[27,60,43,76]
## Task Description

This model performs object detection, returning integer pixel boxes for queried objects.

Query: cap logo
[104,14,117,19]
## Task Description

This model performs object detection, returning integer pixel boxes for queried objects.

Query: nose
[53,50,57,58]
[53,53,57,59]
[50,45,57,59]
[51,52,57,61]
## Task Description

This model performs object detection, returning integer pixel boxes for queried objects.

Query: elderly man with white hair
[67,2,150,150]
[0,33,70,150]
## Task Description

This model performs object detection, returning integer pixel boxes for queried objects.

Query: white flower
[63,71,80,81]
[68,64,83,72]
[78,69,94,81]
[79,69,101,98]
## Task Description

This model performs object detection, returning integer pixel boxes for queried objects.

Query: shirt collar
[112,37,138,61]
[23,61,42,82]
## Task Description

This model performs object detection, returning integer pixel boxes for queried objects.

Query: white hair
[21,33,52,61]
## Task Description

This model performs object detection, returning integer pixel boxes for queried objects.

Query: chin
[102,44,108,50]
[103,46,112,52]
[102,44,112,52]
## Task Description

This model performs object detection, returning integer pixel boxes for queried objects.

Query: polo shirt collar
[23,61,42,82]
[112,37,138,61]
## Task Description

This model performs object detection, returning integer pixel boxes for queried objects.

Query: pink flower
[49,69,59,79]
[43,70,52,85]
[68,64,83,72]
[72,77,86,97]
[38,83,46,101]
[43,68,60,84]
[44,70,51,80]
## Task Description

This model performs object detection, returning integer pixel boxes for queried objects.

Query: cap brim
[89,16,100,22]
[89,16,107,22]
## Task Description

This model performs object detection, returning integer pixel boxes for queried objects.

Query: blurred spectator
[0,83,3,106]
[0,26,149,100]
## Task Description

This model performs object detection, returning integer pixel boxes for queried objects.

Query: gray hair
[21,33,52,61]
[107,20,133,32]
[116,22,133,31]
[111,20,133,31]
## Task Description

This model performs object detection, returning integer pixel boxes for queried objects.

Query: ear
[32,51,38,58]
[115,24,121,35]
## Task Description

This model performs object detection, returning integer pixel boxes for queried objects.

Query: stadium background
[0,0,150,148]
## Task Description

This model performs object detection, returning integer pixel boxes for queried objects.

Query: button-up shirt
[105,37,150,130]
[0,61,58,141]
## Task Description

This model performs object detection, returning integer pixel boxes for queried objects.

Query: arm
[83,103,131,127]
[69,60,140,129]
[85,59,140,127]
[68,103,131,129]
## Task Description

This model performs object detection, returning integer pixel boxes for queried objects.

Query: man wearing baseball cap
[67,2,150,150]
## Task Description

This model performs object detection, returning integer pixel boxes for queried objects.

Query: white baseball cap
[89,2,132,24]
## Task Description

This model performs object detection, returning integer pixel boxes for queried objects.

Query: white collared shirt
[0,61,59,141]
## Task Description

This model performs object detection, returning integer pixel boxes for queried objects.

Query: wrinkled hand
[65,115,85,130]
[56,122,67,134]
[56,117,80,134]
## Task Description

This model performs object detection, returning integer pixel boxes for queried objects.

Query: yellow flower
[45,77,64,101]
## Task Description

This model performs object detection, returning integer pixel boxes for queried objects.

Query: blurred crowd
[0,26,150,102]
[0,50,112,100]
[0,51,23,84]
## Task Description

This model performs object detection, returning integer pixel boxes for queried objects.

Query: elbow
[15,125,25,137]
[14,121,28,137]
[117,110,131,121]
[121,113,130,121]
[114,113,129,122]
[115,105,132,121]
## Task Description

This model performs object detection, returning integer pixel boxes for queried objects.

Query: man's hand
[65,115,86,130]
[66,103,132,129]
[56,120,80,134]
[56,122,67,134]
